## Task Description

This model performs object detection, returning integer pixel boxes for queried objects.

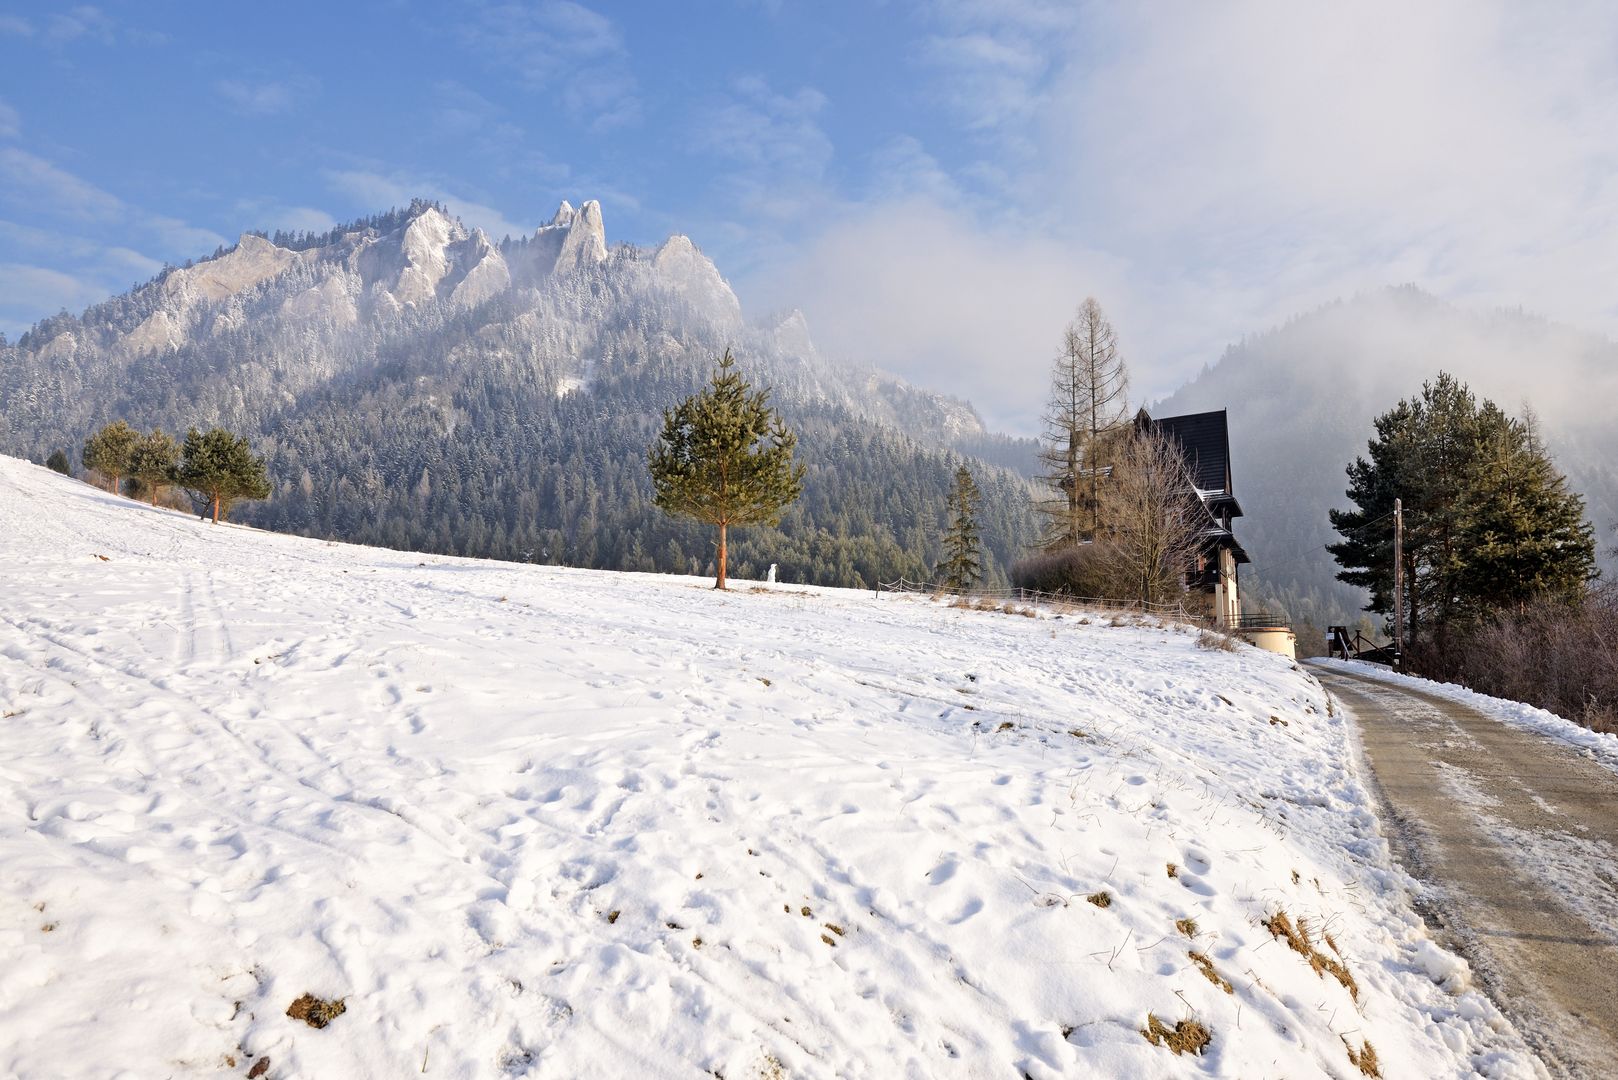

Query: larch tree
[175,427,272,523]
[648,350,805,590]
[127,428,181,506]
[1037,297,1130,551]
[937,465,984,591]
[82,420,139,495]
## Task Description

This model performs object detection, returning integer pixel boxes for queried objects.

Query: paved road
[1309,663,1618,1079]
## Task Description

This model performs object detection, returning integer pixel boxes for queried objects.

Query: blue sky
[4,2,1617,432]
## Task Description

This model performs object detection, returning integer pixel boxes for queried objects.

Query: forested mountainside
[1156,286,1618,642]
[0,199,1039,587]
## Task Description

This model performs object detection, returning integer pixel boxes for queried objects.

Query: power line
[1243,508,1397,580]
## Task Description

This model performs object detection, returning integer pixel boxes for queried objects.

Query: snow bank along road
[1311,662,1618,1079]
[0,456,1539,1079]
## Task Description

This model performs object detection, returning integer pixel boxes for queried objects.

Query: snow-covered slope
[0,458,1535,1079]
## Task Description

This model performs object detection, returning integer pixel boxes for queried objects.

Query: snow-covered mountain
[0,455,1535,1078]
[0,199,1029,585]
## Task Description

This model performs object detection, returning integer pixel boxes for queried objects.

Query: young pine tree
[937,465,984,591]
[127,428,181,507]
[82,420,139,495]
[45,449,71,475]
[176,427,272,523]
[648,350,805,590]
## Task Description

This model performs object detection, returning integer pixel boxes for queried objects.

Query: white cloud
[746,1,1618,433]
[273,206,337,234]
[460,1,640,127]
[692,77,835,234]
[46,6,117,43]
[0,98,18,138]
[749,198,1130,432]
[215,76,318,116]
[143,214,227,254]
[0,15,33,36]
[325,169,531,241]
[0,262,109,334]
[0,148,123,219]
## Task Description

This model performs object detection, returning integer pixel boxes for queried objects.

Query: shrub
[1431,585,1618,734]
[1010,546,1110,596]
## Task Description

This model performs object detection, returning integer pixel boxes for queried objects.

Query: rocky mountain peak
[651,234,739,322]
[556,199,607,270]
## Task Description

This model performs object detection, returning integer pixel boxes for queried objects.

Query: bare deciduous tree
[1092,425,1205,606]
[1037,297,1129,551]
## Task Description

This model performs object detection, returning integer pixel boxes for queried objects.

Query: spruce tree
[45,450,70,475]
[937,465,984,591]
[128,428,181,507]
[649,350,805,589]
[176,427,272,523]
[82,420,138,495]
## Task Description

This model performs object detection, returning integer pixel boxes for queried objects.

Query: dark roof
[1142,408,1232,496]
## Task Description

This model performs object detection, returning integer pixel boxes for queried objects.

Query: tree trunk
[212,493,220,524]
[150,484,158,507]
[715,521,728,590]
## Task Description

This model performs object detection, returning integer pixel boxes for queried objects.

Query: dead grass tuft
[286,993,346,1029]
[1175,917,1198,937]
[1165,862,1178,878]
[1262,909,1358,999]
[1189,951,1233,994]
[1140,1014,1211,1056]
[1086,891,1112,909]
[1344,1037,1381,1077]
[1197,628,1239,652]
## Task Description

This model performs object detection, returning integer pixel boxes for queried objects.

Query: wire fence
[875,576,1197,620]
[875,576,1292,630]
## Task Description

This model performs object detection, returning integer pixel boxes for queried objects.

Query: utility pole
[1392,497,1404,668]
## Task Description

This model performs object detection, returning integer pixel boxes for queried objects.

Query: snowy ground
[1315,659,1618,777]
[0,456,1538,1079]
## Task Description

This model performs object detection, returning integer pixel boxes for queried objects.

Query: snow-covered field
[0,457,1536,1079]
[1315,658,1618,776]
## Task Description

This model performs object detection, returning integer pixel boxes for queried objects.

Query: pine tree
[1037,298,1129,550]
[82,420,139,495]
[128,428,180,507]
[648,350,805,589]
[1329,373,1595,652]
[45,450,70,475]
[176,427,272,523]
[937,465,983,591]
[1463,408,1595,610]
